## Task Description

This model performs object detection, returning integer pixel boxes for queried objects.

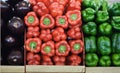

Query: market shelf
[0,66,24,73]
[26,65,85,73]
[86,67,120,73]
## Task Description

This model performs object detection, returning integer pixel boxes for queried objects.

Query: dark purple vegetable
[4,35,17,47]
[14,1,31,18]
[8,17,25,35]
[7,50,23,65]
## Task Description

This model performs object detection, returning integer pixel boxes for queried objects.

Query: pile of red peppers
[24,0,84,65]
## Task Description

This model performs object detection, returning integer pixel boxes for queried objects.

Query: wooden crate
[86,67,120,73]
[0,66,24,73]
[26,65,85,73]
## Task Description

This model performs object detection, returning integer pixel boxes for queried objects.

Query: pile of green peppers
[82,0,120,67]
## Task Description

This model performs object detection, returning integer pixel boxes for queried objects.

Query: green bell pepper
[85,36,97,53]
[112,53,120,66]
[85,53,99,66]
[98,22,112,35]
[97,36,111,55]
[109,2,120,16]
[82,0,103,11]
[112,33,120,53]
[111,16,120,30]
[83,22,97,35]
[82,8,95,22]
[99,56,111,66]
[96,11,109,23]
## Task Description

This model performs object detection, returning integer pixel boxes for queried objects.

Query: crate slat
[26,65,85,73]
[86,67,120,73]
[0,66,24,73]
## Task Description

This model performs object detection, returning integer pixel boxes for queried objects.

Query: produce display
[83,0,120,66]
[1,0,120,68]
[25,0,84,65]
[1,0,31,65]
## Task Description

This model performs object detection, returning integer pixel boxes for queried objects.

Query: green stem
[58,18,65,25]
[58,45,66,53]
[73,43,80,50]
[29,42,37,50]
[44,46,51,53]
[70,14,77,20]
[43,18,51,25]
[28,16,35,23]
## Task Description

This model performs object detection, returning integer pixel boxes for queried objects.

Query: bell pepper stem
[28,16,35,23]
[29,42,37,50]
[58,18,65,24]
[44,46,51,53]
[74,43,81,50]
[58,45,66,53]
[70,14,77,20]
[43,18,51,25]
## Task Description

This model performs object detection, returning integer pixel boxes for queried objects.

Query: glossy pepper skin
[40,14,55,29]
[67,27,81,39]
[40,29,52,42]
[66,10,81,26]
[36,0,52,7]
[53,56,65,65]
[24,12,39,27]
[55,41,70,56]
[82,8,95,22]
[69,40,84,54]
[109,2,120,16]
[99,56,111,66]
[82,0,102,11]
[49,2,64,17]
[85,36,96,53]
[27,52,40,65]
[85,53,99,66]
[56,16,68,29]
[33,2,49,17]
[97,36,111,55]
[27,52,40,61]
[68,55,81,66]
[41,41,55,57]
[41,55,53,65]
[29,0,37,6]
[25,38,41,53]
[112,53,120,66]
[53,0,68,7]
[112,33,120,53]
[96,11,109,23]
[67,0,81,11]
[27,26,40,38]
[98,23,112,35]
[82,22,97,35]
[52,27,67,42]
[111,16,120,30]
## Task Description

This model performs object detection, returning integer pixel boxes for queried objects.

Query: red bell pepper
[28,60,40,65]
[41,55,53,65]
[55,41,70,56]
[66,10,81,26]
[56,15,68,29]
[69,0,82,3]
[67,0,81,11]
[49,2,64,17]
[33,2,49,17]
[67,27,82,39]
[53,56,66,62]
[40,14,55,29]
[69,40,84,54]
[55,62,65,65]
[27,52,40,61]
[29,0,37,6]
[41,41,55,57]
[24,12,39,27]
[68,55,81,65]
[36,0,52,7]
[52,27,67,42]
[40,29,52,42]
[27,26,39,38]
[53,0,68,7]
[25,38,41,53]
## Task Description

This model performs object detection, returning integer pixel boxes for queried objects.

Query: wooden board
[86,67,120,73]
[0,66,24,73]
[26,65,85,73]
